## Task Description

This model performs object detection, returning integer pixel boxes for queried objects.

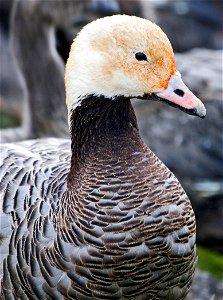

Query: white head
[65,15,205,120]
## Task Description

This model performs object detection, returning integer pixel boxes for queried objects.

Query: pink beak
[156,71,206,118]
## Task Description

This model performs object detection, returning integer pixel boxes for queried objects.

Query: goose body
[0,15,206,299]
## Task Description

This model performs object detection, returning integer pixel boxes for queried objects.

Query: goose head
[65,15,206,119]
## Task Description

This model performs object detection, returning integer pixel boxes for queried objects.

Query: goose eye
[135,52,147,61]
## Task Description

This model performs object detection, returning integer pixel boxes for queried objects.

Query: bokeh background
[0,1,222,299]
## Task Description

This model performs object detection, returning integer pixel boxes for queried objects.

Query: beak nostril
[174,89,185,97]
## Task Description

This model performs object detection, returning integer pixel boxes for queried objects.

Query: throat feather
[70,95,138,150]
[67,95,139,187]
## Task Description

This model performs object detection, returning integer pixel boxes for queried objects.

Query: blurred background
[0,0,222,298]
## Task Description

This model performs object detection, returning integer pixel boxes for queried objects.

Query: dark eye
[135,52,147,61]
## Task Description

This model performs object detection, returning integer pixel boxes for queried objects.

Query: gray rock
[187,270,223,300]
[176,49,223,102]
[155,0,223,52]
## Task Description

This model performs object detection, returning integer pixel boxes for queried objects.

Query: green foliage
[197,246,223,280]
[0,112,20,129]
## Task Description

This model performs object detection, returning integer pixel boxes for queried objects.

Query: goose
[0,15,206,300]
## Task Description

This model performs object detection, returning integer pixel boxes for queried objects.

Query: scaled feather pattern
[0,15,203,300]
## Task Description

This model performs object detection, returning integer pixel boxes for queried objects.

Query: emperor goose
[0,15,206,300]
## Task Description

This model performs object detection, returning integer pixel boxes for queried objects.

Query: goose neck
[67,95,141,188]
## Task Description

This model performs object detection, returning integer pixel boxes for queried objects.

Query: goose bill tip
[194,104,206,118]
[155,71,206,119]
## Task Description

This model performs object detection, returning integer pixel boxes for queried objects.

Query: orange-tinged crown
[65,15,177,111]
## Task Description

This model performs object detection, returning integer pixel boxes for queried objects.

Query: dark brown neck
[67,95,139,188]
